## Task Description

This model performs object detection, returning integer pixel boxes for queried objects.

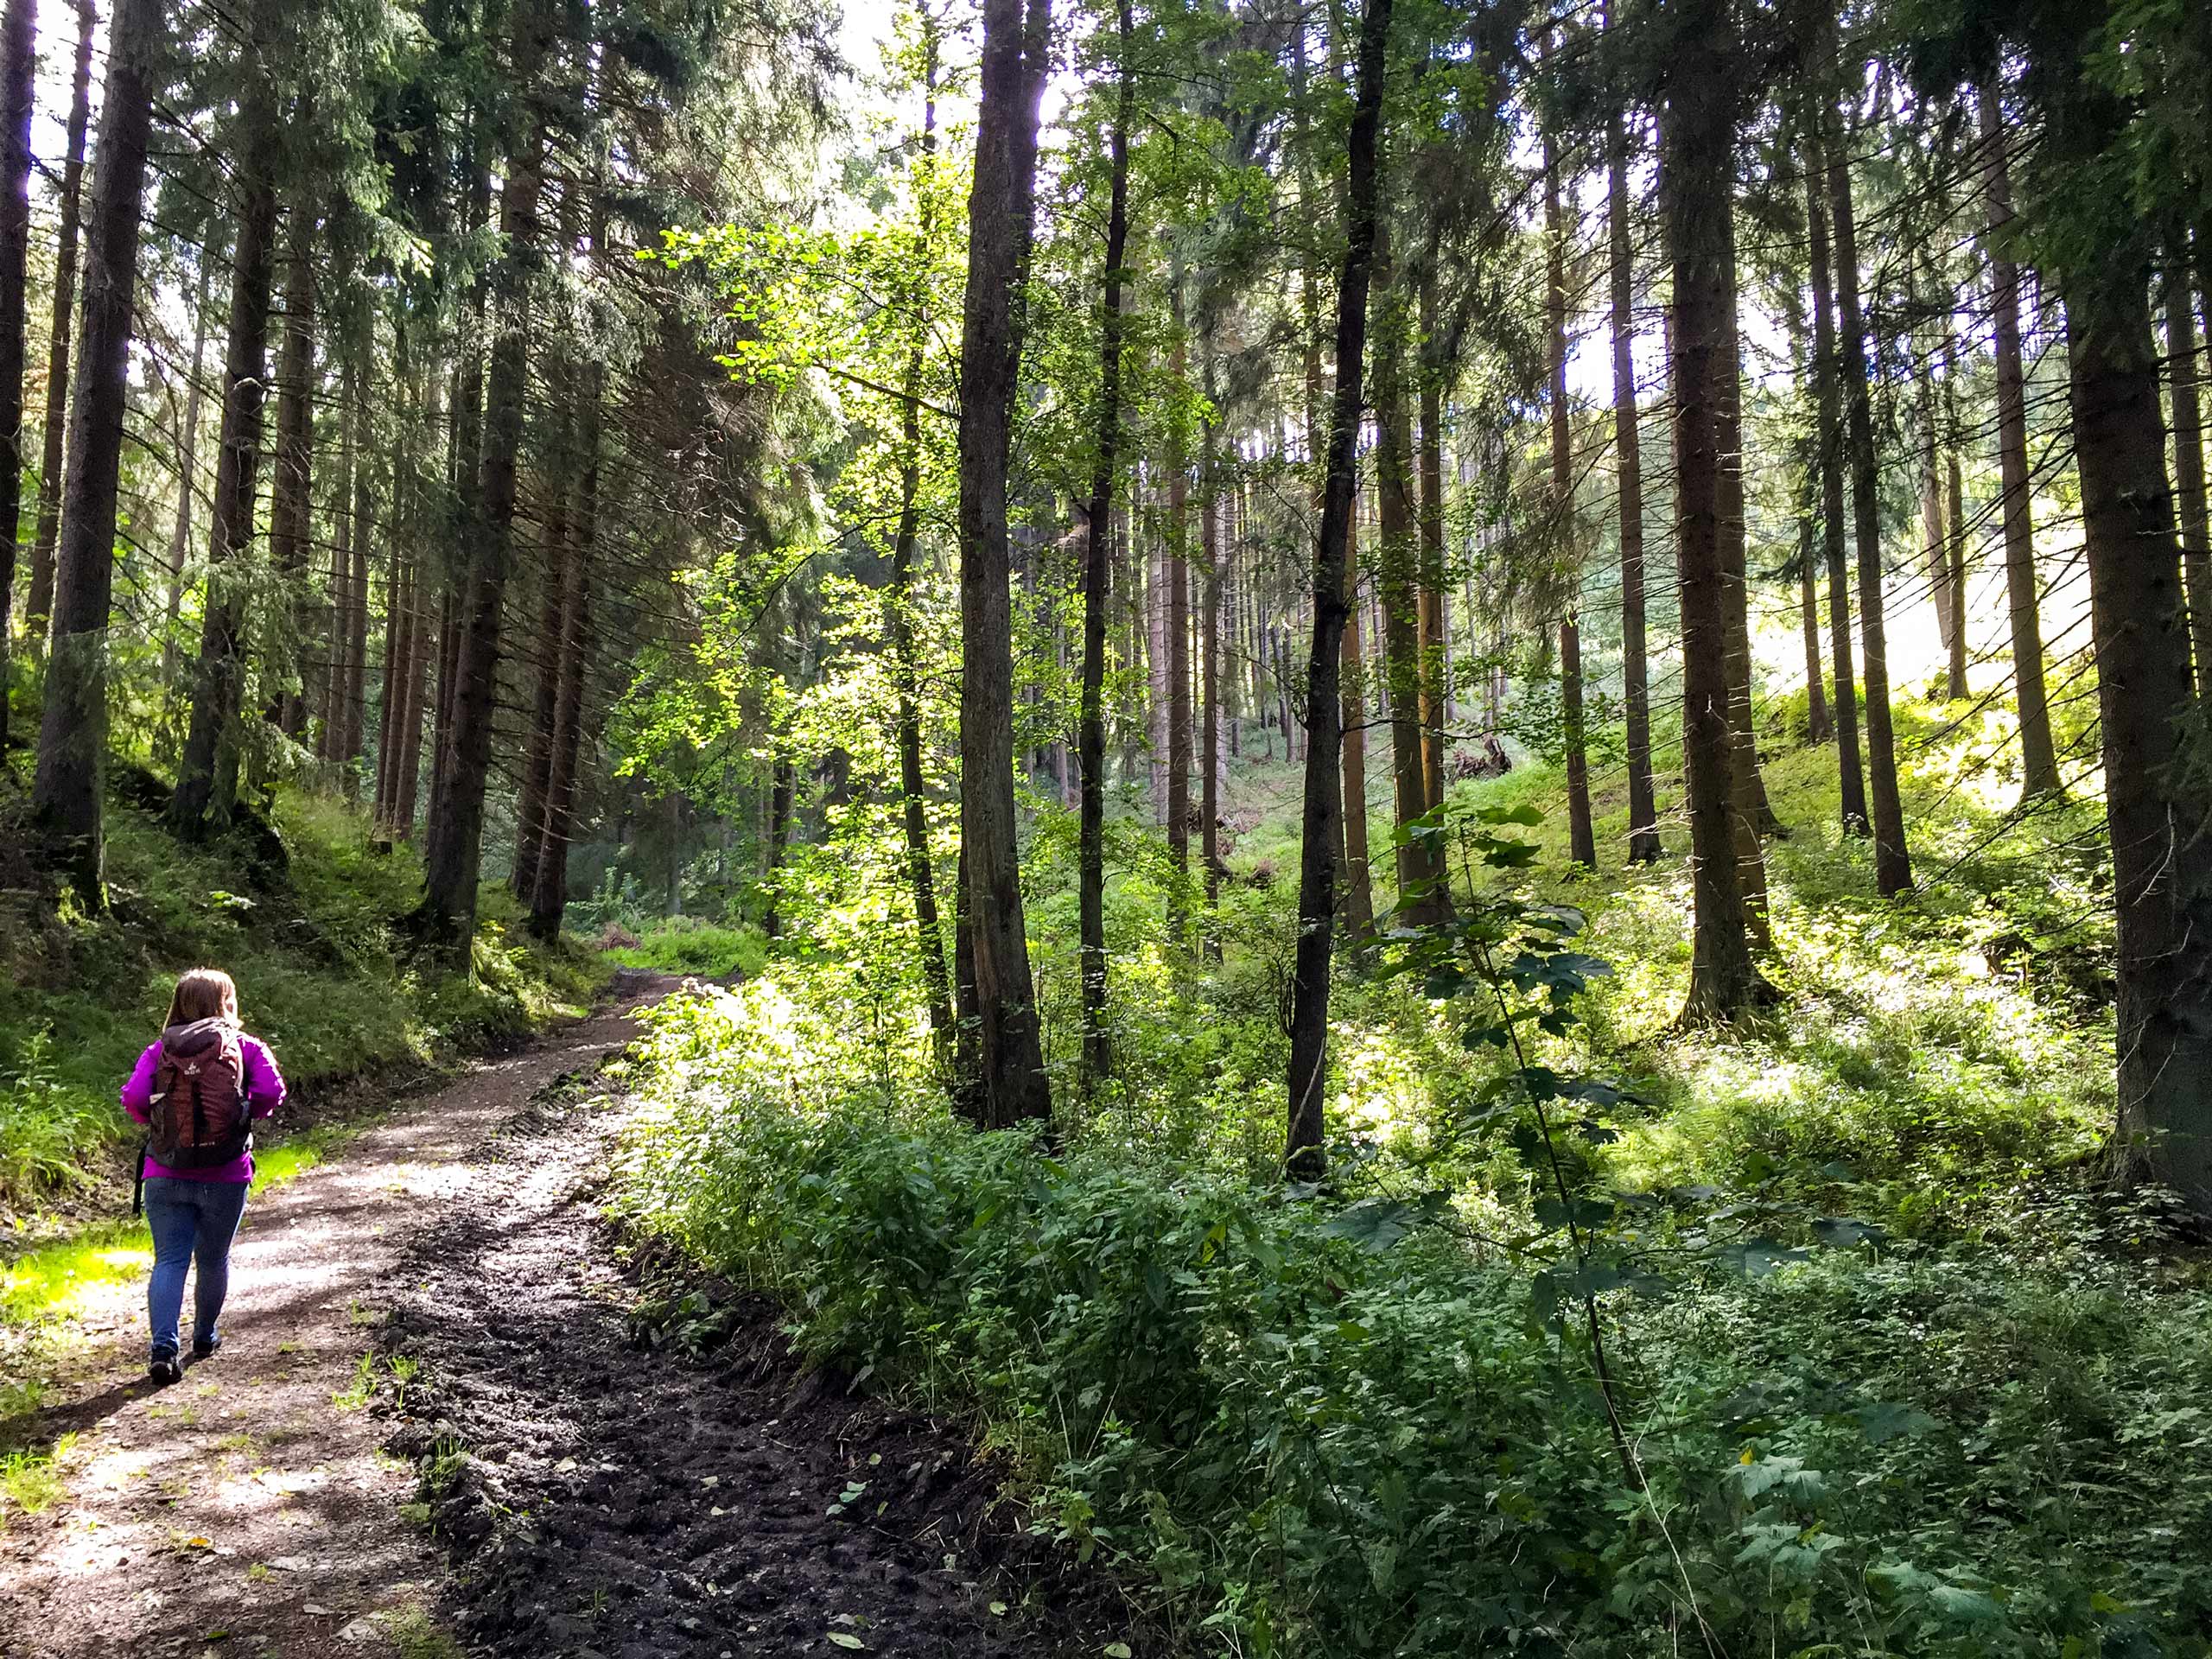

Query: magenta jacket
[122,1033,286,1183]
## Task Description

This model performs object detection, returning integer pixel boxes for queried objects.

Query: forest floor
[0,974,1134,1659]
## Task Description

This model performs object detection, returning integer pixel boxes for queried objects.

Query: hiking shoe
[149,1353,182,1386]
[191,1332,223,1362]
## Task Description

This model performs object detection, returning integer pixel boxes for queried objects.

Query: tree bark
[955,0,1053,1127]
[1977,84,2061,797]
[1202,440,1224,953]
[1797,508,1829,740]
[1919,364,1955,687]
[1824,78,1912,894]
[1607,84,1660,862]
[1662,1,1773,1020]
[2164,250,2212,695]
[1167,293,1193,931]
[1804,117,1867,830]
[884,35,957,1063]
[512,454,571,904]
[530,363,599,940]
[1376,239,1446,918]
[172,7,281,836]
[1287,0,1391,1179]
[0,0,32,758]
[268,188,318,736]
[1545,128,1597,869]
[416,0,550,946]
[1340,499,1376,940]
[1416,270,1447,817]
[426,153,492,861]
[1943,363,1968,699]
[320,354,356,760]
[33,0,161,898]
[2069,268,2212,1214]
[24,0,91,645]
[763,754,795,938]
[162,256,214,687]
[343,355,372,779]
[372,336,411,841]
[1718,250,1781,890]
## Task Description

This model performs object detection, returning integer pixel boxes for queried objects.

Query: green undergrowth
[603,914,770,982]
[0,767,607,1216]
[615,980,2211,1657]
[607,664,2207,1655]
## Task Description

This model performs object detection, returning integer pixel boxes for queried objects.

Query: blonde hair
[164,969,240,1032]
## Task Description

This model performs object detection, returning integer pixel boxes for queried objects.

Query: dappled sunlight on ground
[0,1010,654,1657]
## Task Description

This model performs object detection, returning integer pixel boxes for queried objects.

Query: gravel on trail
[3,974,1138,1659]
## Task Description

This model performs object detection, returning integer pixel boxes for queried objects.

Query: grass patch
[385,1605,468,1659]
[0,1223,150,1330]
[605,914,769,982]
[0,1433,74,1524]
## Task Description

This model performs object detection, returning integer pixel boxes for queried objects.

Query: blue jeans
[143,1178,250,1359]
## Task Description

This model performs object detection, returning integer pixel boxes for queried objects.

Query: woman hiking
[121,969,285,1385]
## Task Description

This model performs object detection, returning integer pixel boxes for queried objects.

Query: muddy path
[1,978,1137,1659]
[378,1019,1135,1659]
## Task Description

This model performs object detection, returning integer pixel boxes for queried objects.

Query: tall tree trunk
[1545,128,1598,869]
[372,339,410,841]
[1201,435,1224,953]
[373,555,404,838]
[512,459,571,903]
[1797,511,1829,739]
[416,0,550,946]
[343,356,373,782]
[172,11,280,836]
[1919,364,1955,687]
[162,257,215,688]
[1287,0,1391,1179]
[1977,84,2061,797]
[1340,499,1376,940]
[2069,266,2212,1213]
[268,189,317,736]
[426,154,492,860]
[1825,79,1912,894]
[1147,499,1168,820]
[1166,296,1193,932]
[956,0,1053,1127]
[320,355,356,760]
[512,172,584,901]
[762,754,794,938]
[24,0,91,645]
[1416,271,1447,817]
[1719,257,1781,885]
[888,35,958,1064]
[1804,117,1867,830]
[1942,329,1969,701]
[1376,242,1445,918]
[2165,249,2212,694]
[1663,3,1773,1020]
[530,364,598,940]
[0,0,32,758]
[32,0,161,898]
[1607,79,1660,862]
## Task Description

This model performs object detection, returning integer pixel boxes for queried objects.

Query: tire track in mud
[378,1003,1139,1659]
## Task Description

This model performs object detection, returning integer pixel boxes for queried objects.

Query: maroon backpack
[148,1019,253,1169]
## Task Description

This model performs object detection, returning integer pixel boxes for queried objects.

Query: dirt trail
[1,979,1129,1659]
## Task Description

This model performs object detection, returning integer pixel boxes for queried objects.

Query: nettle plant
[1333,801,1891,1478]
